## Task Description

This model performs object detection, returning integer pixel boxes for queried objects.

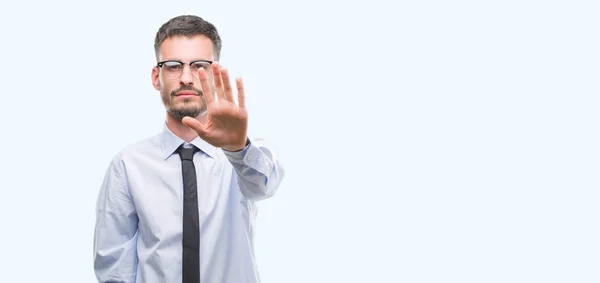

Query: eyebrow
[162,58,212,62]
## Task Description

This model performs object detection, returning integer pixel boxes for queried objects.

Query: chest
[126,154,242,233]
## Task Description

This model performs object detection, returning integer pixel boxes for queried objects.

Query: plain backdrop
[0,0,598,282]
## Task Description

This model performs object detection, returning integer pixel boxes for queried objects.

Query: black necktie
[176,145,200,283]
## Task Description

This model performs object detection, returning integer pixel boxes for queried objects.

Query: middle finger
[212,62,225,100]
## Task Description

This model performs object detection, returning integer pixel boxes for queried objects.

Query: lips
[175,90,199,96]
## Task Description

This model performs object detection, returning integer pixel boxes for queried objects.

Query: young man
[93,15,285,283]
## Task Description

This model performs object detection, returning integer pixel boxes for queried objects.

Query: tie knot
[176,145,198,161]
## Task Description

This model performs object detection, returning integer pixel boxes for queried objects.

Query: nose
[179,65,194,85]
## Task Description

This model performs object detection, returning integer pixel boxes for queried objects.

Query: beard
[161,85,207,120]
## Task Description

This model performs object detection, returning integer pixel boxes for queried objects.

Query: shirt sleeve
[93,156,139,283]
[223,137,285,201]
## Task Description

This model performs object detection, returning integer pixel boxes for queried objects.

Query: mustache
[170,85,203,97]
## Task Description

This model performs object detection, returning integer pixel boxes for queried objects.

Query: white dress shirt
[93,123,285,283]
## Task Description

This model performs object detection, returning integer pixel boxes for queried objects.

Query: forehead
[158,35,215,61]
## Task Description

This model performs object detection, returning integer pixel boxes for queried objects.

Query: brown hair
[154,15,222,61]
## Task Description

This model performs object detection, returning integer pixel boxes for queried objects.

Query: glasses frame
[156,59,214,79]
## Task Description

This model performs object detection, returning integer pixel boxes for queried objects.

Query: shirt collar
[160,122,217,160]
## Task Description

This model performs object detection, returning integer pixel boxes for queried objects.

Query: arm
[223,137,285,201]
[93,157,138,283]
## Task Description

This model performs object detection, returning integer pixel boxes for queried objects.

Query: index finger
[198,67,214,104]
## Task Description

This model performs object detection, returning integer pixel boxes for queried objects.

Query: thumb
[182,116,207,136]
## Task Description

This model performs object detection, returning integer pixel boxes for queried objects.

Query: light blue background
[0,0,598,282]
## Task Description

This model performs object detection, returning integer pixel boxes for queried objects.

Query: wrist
[223,138,249,152]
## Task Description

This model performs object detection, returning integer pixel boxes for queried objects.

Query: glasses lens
[191,61,212,77]
[160,61,213,79]
[161,61,183,79]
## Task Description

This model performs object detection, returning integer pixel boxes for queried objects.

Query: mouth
[175,90,200,97]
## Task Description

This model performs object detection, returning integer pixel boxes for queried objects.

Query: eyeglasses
[156,60,213,79]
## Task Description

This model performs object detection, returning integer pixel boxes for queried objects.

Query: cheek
[160,80,176,91]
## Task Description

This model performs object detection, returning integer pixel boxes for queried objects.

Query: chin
[168,105,206,119]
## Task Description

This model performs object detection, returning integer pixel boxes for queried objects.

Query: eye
[163,62,183,71]
[191,61,211,70]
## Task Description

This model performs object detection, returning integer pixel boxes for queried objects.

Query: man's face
[152,35,215,120]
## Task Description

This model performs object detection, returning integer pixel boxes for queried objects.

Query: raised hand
[182,62,248,152]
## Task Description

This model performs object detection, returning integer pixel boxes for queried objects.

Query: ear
[151,66,160,90]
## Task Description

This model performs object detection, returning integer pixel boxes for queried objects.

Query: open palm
[182,62,248,152]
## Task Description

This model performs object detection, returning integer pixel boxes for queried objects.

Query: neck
[165,112,207,143]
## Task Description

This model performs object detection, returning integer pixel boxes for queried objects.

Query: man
[93,15,285,283]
